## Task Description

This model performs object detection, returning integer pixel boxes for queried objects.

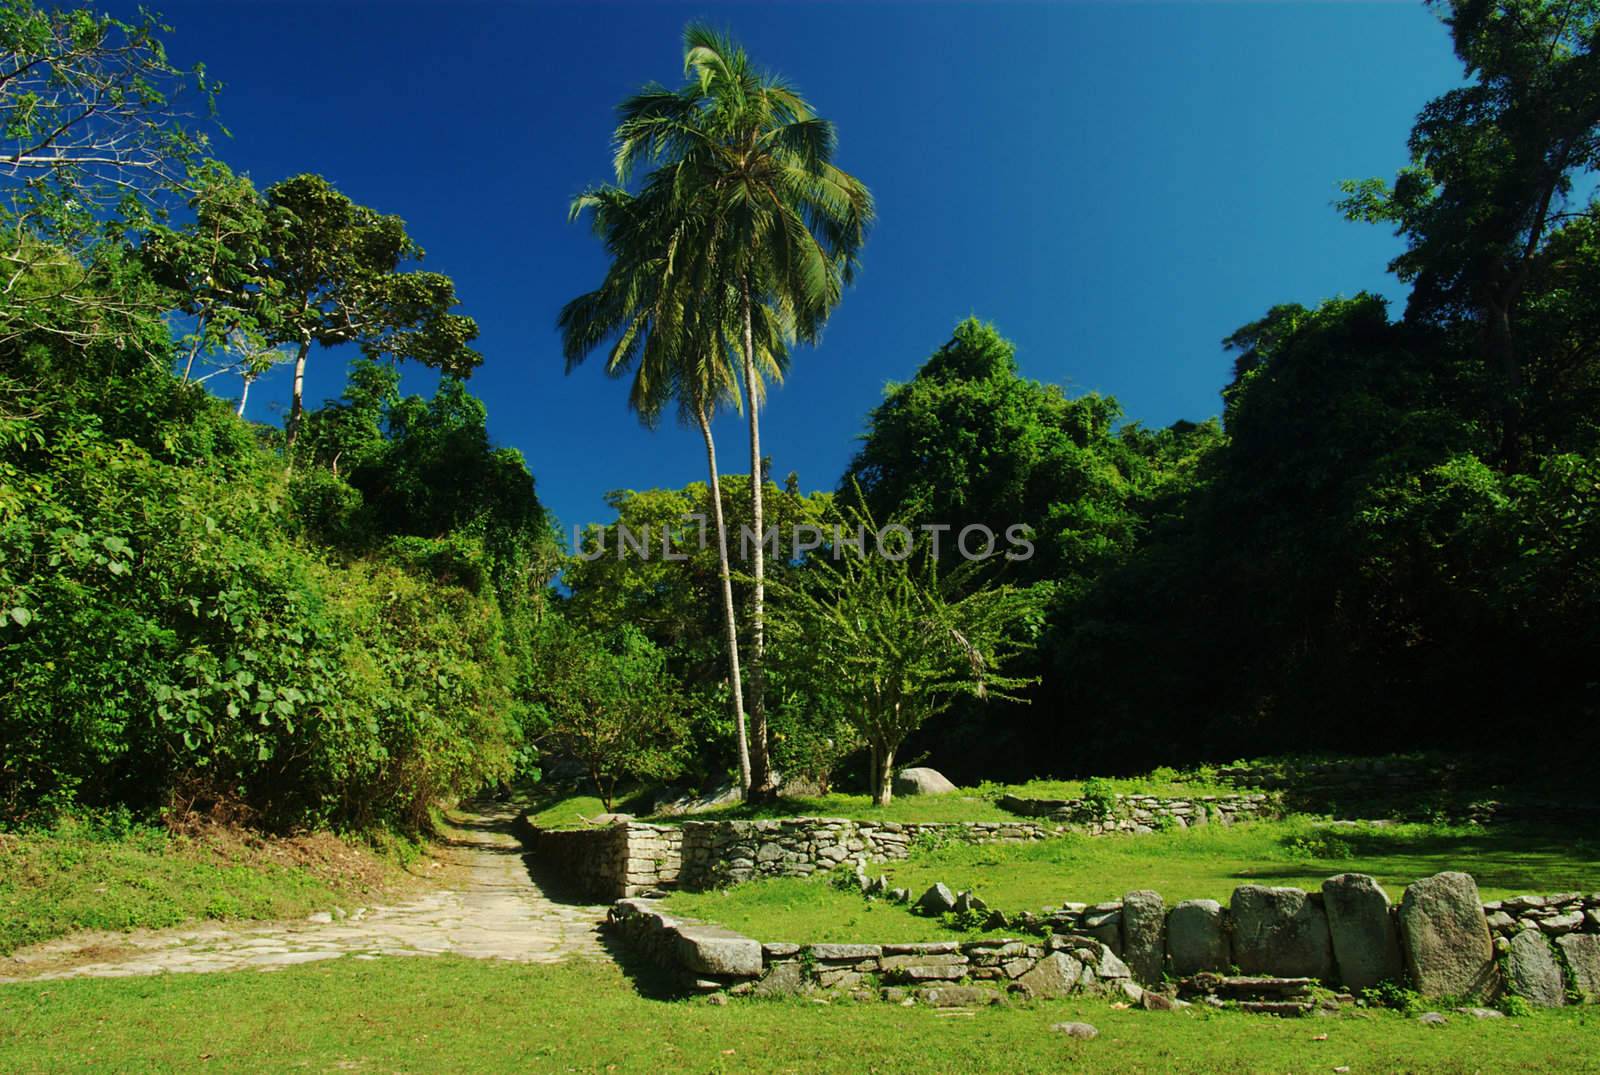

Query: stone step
[1178,973,1318,1000]
[1234,1000,1313,1017]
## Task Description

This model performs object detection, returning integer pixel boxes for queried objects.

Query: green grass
[521,772,1239,831]
[881,816,1600,912]
[987,773,1235,802]
[0,815,413,955]
[661,816,1600,944]
[655,790,1020,824]
[1,954,1594,1073]
[520,792,621,829]
[661,877,1006,944]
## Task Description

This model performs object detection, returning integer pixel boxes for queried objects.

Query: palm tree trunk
[872,742,896,807]
[237,374,252,418]
[697,403,752,794]
[285,337,311,452]
[740,274,775,798]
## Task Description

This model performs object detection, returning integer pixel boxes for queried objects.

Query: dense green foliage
[9,0,1600,828]
[0,0,550,832]
[831,1,1600,780]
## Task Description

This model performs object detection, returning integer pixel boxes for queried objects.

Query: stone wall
[610,872,1600,1008]
[996,792,1275,834]
[676,818,1049,890]
[515,817,682,900]
[522,797,1278,899]
[607,897,1140,1003]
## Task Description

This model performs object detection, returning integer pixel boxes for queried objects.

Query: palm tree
[612,24,873,797]
[559,178,789,794]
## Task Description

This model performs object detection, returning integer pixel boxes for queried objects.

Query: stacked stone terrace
[609,872,1600,1009]
[520,791,1277,900]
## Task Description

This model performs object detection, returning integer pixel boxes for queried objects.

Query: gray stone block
[1322,873,1404,991]
[1230,885,1335,981]
[1398,872,1498,1001]
[1167,899,1229,976]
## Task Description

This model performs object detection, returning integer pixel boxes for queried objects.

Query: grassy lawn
[661,816,1600,944]
[882,816,1600,911]
[661,877,1008,944]
[0,955,1594,1073]
[520,771,1237,831]
[0,815,423,955]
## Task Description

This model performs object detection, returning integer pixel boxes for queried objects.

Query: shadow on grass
[1260,821,1600,892]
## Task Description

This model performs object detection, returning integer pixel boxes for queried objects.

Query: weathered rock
[920,985,998,1008]
[1557,933,1600,1001]
[1322,873,1404,992]
[1140,990,1182,1011]
[674,924,763,978]
[1453,1006,1504,1019]
[1115,979,1145,1003]
[753,961,807,996]
[1167,899,1229,976]
[893,767,959,796]
[916,882,957,915]
[1417,1011,1449,1026]
[1088,942,1132,980]
[1121,890,1166,986]
[1398,872,1498,1000]
[1505,930,1565,1007]
[1538,911,1583,936]
[1230,886,1335,980]
[1012,952,1083,998]
[808,944,882,962]
[586,812,634,826]
[1051,1021,1099,1039]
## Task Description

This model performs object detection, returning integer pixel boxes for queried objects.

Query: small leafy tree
[773,509,1049,805]
[536,620,689,811]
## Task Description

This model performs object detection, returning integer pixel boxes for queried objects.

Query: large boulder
[1230,885,1335,980]
[1167,899,1229,976]
[1121,890,1167,985]
[1505,929,1566,1007]
[1556,934,1600,1002]
[1013,952,1084,998]
[893,767,958,796]
[1322,873,1404,991]
[753,961,808,996]
[916,882,958,915]
[1397,872,1498,1000]
[674,924,763,978]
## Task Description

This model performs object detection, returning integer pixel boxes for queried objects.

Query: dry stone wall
[521,795,1274,899]
[676,818,1049,889]
[517,815,1047,900]
[607,897,1140,1002]
[514,818,682,900]
[609,872,1600,1007]
[996,792,1276,834]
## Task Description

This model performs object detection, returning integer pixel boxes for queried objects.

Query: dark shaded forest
[4,0,1598,830]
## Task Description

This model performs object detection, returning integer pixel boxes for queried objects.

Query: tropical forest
[1,1,1599,1071]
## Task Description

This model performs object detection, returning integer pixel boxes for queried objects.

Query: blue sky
[129,1,1461,533]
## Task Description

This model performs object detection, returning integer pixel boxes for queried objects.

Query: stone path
[0,804,608,983]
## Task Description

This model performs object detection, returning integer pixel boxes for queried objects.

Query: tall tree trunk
[237,373,252,418]
[740,274,775,798]
[697,404,752,794]
[284,337,311,452]
[1486,298,1522,470]
[872,742,896,807]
